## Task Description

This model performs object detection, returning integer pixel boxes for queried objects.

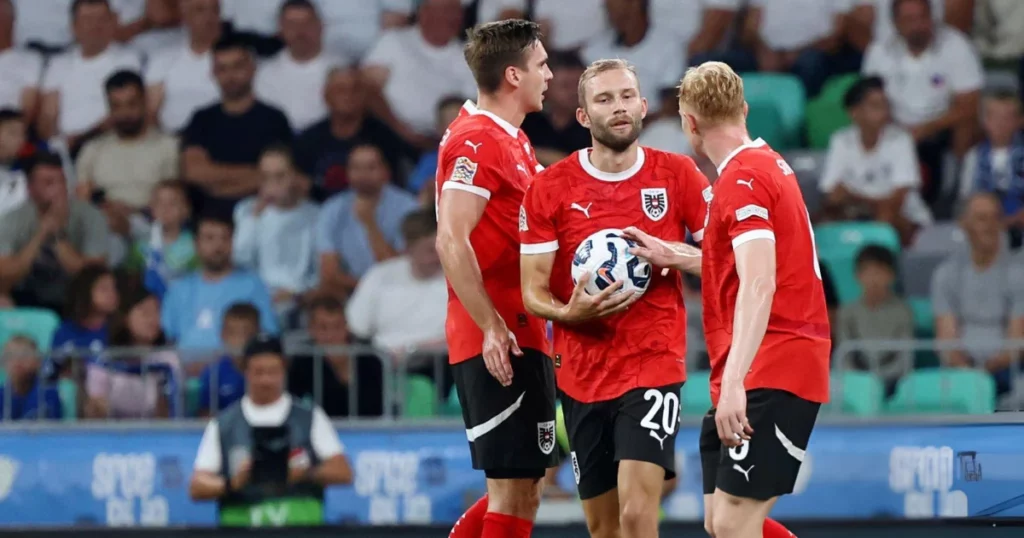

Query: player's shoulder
[533,151,585,185]
[442,115,508,160]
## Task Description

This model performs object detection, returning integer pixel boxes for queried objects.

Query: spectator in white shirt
[847,0,970,52]
[862,0,982,201]
[651,0,741,66]
[740,0,851,97]
[819,76,931,243]
[110,0,182,59]
[255,0,344,132]
[581,0,684,115]
[316,0,411,63]
[476,0,608,52]
[0,109,29,219]
[0,0,43,126]
[973,0,1024,63]
[12,0,74,53]
[38,0,142,147]
[233,144,319,313]
[362,0,476,150]
[145,0,223,133]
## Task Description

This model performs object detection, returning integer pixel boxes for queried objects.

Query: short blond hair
[677,61,745,126]
[577,58,639,107]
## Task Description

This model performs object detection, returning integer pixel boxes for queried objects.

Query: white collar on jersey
[578,146,646,182]
[462,100,519,138]
[715,138,767,176]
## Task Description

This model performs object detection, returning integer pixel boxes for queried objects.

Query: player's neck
[588,142,639,174]
[704,126,753,171]
[475,94,525,129]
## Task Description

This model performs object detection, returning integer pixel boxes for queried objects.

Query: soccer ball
[571,228,652,296]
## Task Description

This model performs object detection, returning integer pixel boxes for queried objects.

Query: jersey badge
[735,204,769,222]
[538,420,556,455]
[450,156,478,185]
[519,205,528,231]
[640,187,668,221]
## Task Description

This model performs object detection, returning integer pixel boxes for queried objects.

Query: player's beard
[592,114,642,153]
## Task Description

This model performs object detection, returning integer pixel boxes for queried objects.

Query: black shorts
[562,383,683,500]
[699,389,820,500]
[451,348,559,479]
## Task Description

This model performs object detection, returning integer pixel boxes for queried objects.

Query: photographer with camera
[188,334,352,526]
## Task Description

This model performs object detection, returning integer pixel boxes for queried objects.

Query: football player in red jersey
[436,20,556,538]
[627,62,830,538]
[520,59,709,538]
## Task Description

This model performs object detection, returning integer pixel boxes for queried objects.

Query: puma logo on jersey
[516,164,528,174]
[464,140,483,153]
[732,464,755,482]
[570,202,592,218]
[649,430,668,450]
[737,178,754,190]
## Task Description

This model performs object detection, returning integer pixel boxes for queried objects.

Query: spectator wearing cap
[819,75,931,244]
[190,334,352,526]
[161,215,278,352]
[0,151,109,311]
[861,0,982,201]
[521,52,591,167]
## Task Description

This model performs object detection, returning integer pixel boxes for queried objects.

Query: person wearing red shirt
[520,59,708,538]
[627,62,830,538]
[435,20,556,538]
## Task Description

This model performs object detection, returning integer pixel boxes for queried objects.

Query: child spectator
[232,145,319,317]
[837,245,915,392]
[125,180,197,298]
[51,265,119,372]
[85,288,181,419]
[195,302,259,416]
[0,335,62,420]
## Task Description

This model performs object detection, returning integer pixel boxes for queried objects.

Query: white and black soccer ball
[571,228,652,296]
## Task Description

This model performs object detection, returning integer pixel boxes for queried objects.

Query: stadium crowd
[0,0,1022,420]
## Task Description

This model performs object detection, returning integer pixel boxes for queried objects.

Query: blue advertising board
[0,421,1021,526]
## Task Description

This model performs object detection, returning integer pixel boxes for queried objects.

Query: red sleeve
[675,156,712,242]
[437,131,504,200]
[716,167,778,250]
[519,176,559,255]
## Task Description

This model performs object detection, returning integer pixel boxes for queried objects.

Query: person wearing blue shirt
[316,143,419,297]
[196,303,261,415]
[405,96,465,199]
[0,335,62,420]
[161,216,279,351]
[48,265,119,378]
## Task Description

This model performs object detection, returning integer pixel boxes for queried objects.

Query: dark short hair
[196,212,235,234]
[223,302,260,326]
[401,209,437,245]
[548,50,585,71]
[213,34,252,56]
[437,95,466,114]
[105,70,144,95]
[464,19,543,94]
[71,0,110,17]
[984,87,1020,104]
[855,245,896,272]
[65,264,115,324]
[307,295,344,317]
[843,76,885,110]
[279,0,318,18]
[892,0,931,20]
[348,142,387,168]
[0,108,23,125]
[24,150,64,179]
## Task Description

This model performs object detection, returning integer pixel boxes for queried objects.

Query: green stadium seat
[825,371,884,417]
[0,308,61,352]
[58,378,77,421]
[185,377,202,417]
[813,222,901,304]
[404,375,438,418]
[0,370,5,387]
[441,384,462,417]
[886,368,996,415]
[907,297,935,337]
[746,100,787,150]
[682,370,712,415]
[742,73,806,148]
[805,73,859,149]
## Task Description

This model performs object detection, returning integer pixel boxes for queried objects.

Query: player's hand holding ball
[482,319,522,387]
[562,229,650,323]
[716,383,754,447]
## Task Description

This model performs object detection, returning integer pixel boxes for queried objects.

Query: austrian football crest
[538,420,556,455]
[640,187,668,221]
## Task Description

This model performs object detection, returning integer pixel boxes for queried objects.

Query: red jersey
[520,147,710,403]
[435,101,548,364]
[701,139,831,406]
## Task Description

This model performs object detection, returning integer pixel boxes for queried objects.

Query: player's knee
[585,513,620,538]
[710,499,747,538]
[618,491,659,533]
[487,477,542,517]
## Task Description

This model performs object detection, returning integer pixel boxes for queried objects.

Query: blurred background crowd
[0,0,1022,422]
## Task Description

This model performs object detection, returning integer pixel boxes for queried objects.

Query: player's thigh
[612,384,683,482]
[698,409,721,536]
[714,389,820,502]
[616,459,665,528]
[452,349,559,475]
[580,488,621,538]
[562,392,618,501]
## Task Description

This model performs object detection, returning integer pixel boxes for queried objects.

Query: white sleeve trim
[193,420,222,472]
[441,181,491,200]
[732,229,775,249]
[521,241,559,254]
[691,228,704,242]
[310,407,345,459]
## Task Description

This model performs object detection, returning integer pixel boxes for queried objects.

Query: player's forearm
[437,236,501,330]
[723,277,776,387]
[522,282,569,323]
[664,241,702,275]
